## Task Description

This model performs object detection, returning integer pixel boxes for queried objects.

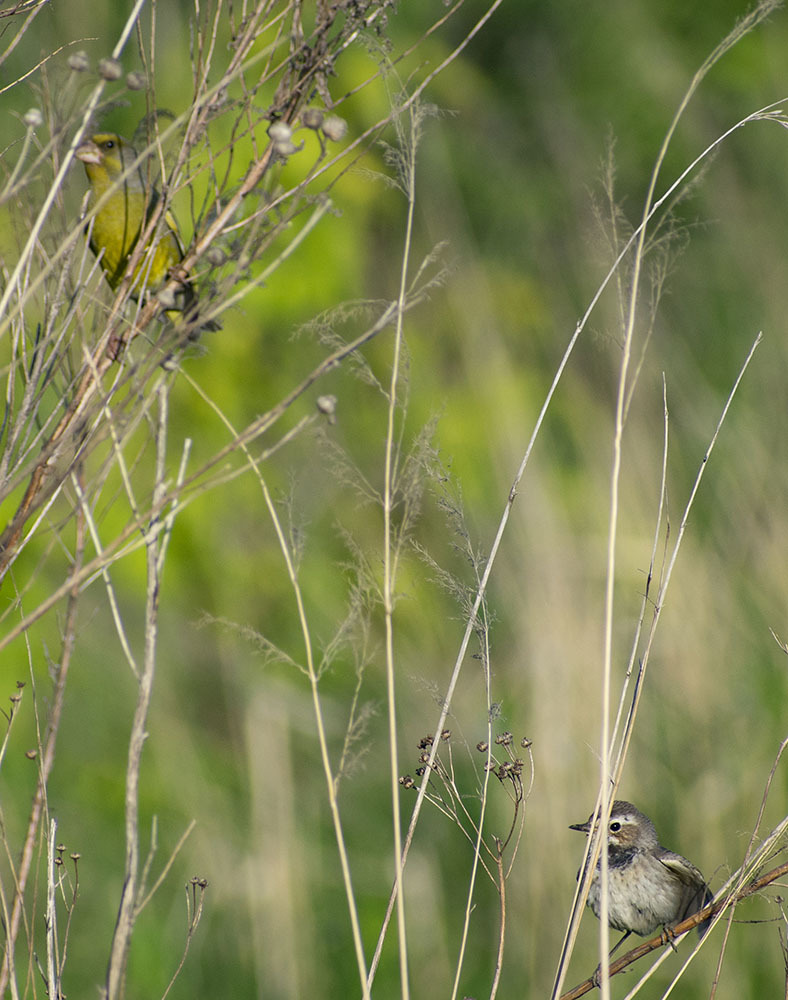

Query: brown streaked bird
[570,800,712,953]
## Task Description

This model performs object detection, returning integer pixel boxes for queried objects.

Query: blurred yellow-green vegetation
[1,1,788,998]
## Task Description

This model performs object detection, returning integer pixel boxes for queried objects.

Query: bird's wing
[658,851,706,888]
[143,188,185,256]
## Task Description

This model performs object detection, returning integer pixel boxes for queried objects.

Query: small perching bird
[75,132,218,334]
[570,800,712,952]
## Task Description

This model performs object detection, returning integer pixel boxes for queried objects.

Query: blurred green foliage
[1,1,788,998]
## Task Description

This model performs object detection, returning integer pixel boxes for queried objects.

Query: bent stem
[381,95,423,1000]
[104,385,182,1000]
[450,607,495,1000]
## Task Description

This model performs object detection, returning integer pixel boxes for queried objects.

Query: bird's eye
[610,821,621,832]
[104,140,115,149]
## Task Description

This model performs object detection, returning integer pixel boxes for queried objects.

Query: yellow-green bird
[76,132,215,328]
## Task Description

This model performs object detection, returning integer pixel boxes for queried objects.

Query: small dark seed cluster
[399,730,532,790]
[476,732,533,786]
[54,843,81,866]
[399,730,453,789]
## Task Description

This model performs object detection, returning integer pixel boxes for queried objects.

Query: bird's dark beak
[569,819,592,834]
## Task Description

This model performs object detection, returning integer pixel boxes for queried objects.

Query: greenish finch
[76,132,215,330]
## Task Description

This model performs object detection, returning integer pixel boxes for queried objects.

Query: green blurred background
[2,1,788,997]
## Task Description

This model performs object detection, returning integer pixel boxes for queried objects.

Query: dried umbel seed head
[399,775,415,789]
[205,246,226,267]
[418,735,434,749]
[126,71,146,91]
[69,51,90,72]
[268,122,298,157]
[23,108,43,129]
[302,107,324,130]
[322,115,347,142]
[476,741,489,753]
[316,395,337,421]
[98,57,122,81]
[268,120,292,143]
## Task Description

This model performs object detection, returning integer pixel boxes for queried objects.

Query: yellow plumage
[76,132,216,329]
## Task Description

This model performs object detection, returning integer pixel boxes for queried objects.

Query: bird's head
[570,800,660,851]
[76,133,142,191]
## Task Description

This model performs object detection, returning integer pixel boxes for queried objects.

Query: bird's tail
[696,885,714,938]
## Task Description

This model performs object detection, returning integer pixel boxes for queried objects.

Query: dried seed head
[98,57,122,81]
[322,115,347,142]
[69,51,90,72]
[316,395,337,423]
[268,120,293,142]
[206,246,225,267]
[273,138,297,158]
[302,107,324,130]
[23,108,43,129]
